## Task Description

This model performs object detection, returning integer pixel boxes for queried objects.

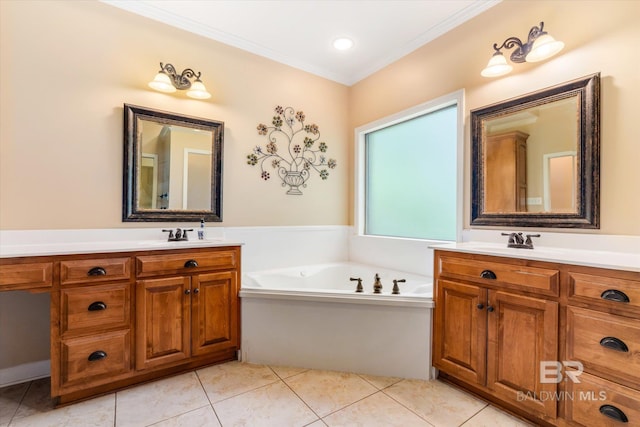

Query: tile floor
[1,361,533,427]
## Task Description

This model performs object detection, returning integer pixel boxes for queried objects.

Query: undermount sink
[137,239,223,247]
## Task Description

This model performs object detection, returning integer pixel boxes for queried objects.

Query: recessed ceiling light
[333,37,354,51]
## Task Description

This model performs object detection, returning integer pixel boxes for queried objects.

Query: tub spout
[373,274,383,294]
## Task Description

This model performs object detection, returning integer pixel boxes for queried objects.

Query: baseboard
[0,360,50,387]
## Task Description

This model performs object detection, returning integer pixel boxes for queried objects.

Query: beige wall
[0,0,350,230]
[2,1,639,235]
[350,0,640,235]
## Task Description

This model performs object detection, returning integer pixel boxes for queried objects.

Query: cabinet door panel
[486,291,558,419]
[433,279,487,385]
[192,271,238,356]
[136,276,190,370]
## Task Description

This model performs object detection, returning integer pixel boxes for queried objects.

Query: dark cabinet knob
[88,350,107,362]
[184,260,198,268]
[184,289,191,295]
[88,267,107,276]
[193,288,200,294]
[88,301,107,311]
[487,306,495,312]
[480,270,497,280]
[599,404,628,423]
[599,336,629,352]
[477,303,485,310]
[601,289,630,303]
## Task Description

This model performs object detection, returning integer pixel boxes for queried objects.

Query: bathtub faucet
[392,279,406,295]
[373,274,383,294]
[350,277,363,293]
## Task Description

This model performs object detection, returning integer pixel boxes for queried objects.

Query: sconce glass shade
[481,52,513,77]
[526,33,565,62]
[186,80,211,99]
[148,72,177,93]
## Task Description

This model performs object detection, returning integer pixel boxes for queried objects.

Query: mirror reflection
[123,104,223,222]
[471,73,600,228]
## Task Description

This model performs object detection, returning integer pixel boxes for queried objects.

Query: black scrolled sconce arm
[492,22,547,63]
[157,62,202,90]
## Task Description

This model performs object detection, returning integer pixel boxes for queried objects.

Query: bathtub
[239,262,434,380]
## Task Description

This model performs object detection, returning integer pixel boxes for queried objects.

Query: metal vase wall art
[246,106,336,195]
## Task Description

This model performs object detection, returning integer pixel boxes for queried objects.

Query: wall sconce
[148,62,211,99]
[481,22,564,78]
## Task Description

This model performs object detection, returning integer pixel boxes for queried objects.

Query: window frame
[354,89,465,242]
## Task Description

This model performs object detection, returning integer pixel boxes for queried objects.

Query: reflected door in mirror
[484,131,528,213]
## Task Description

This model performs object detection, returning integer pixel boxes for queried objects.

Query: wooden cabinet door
[486,291,558,419]
[191,271,238,356]
[433,279,487,385]
[136,276,191,370]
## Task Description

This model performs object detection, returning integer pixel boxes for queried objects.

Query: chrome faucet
[373,274,383,294]
[501,232,540,249]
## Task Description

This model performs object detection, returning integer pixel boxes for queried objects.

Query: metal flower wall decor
[246,106,336,195]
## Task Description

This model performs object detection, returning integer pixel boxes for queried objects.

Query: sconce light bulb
[148,72,176,93]
[186,80,211,99]
[481,52,513,78]
[526,34,565,62]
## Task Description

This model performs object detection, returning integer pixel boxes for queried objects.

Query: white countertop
[431,242,640,272]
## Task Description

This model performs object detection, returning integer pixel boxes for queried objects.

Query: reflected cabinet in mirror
[471,73,600,228]
[123,104,223,222]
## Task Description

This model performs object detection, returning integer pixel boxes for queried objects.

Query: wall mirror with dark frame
[471,73,600,228]
[123,104,223,222]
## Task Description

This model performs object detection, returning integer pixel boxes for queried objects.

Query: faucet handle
[525,234,541,246]
[162,229,174,239]
[350,277,363,293]
[392,279,406,295]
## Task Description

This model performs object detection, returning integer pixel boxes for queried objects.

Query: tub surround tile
[284,370,378,417]
[213,381,318,426]
[0,382,29,425]
[323,391,432,426]
[358,373,403,390]
[196,362,279,403]
[115,371,209,427]
[269,365,309,379]
[384,379,487,427]
[9,394,114,427]
[461,405,534,426]
[150,406,221,427]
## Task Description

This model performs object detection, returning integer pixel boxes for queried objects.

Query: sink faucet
[373,274,383,294]
[501,232,540,249]
[162,228,194,242]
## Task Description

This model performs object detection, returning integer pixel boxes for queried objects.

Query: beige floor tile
[11,378,54,420]
[284,370,377,417]
[461,405,534,427]
[213,381,318,426]
[150,405,221,427]
[115,371,209,427]
[384,379,486,427]
[323,391,433,427]
[306,420,328,427]
[358,373,403,390]
[197,362,279,403]
[270,365,309,379]
[9,394,114,427]
[0,382,29,425]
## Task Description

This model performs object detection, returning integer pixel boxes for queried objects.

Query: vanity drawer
[61,283,130,335]
[61,329,131,385]
[0,262,53,291]
[568,271,640,315]
[565,372,640,426]
[136,249,239,277]
[60,257,131,285]
[437,255,559,296]
[566,306,640,384]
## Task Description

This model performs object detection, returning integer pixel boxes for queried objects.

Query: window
[355,90,463,241]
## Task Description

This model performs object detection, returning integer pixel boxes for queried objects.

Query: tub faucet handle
[392,279,406,295]
[350,277,363,293]
[373,274,383,294]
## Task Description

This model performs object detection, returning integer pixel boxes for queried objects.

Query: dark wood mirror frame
[123,104,224,222]
[471,73,600,228]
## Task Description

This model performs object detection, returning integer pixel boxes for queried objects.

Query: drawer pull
[87,267,107,276]
[88,350,107,362]
[599,336,629,353]
[480,270,497,279]
[184,260,198,268]
[601,289,630,303]
[88,301,107,311]
[599,404,628,423]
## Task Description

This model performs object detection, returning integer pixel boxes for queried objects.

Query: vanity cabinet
[433,252,559,420]
[0,245,241,405]
[135,250,239,371]
[433,249,640,427]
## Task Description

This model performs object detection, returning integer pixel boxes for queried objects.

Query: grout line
[194,369,224,426]
[5,379,32,426]
[278,373,324,423]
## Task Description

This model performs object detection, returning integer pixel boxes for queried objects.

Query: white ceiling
[103,0,500,86]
